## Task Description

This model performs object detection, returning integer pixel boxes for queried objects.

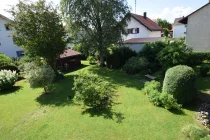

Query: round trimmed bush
[0,70,18,91]
[162,65,197,104]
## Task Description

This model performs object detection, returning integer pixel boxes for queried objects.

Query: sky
[0,0,209,23]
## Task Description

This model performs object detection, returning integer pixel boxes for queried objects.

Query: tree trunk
[99,55,105,67]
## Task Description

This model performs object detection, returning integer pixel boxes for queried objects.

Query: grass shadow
[169,109,186,115]
[36,75,77,106]
[0,86,22,95]
[61,64,89,74]
[81,107,125,123]
[86,66,144,91]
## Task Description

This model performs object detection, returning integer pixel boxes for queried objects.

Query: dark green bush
[73,72,116,109]
[182,124,209,140]
[200,65,210,76]
[159,92,181,110]
[188,52,210,65]
[0,54,19,72]
[162,65,197,104]
[157,39,192,70]
[123,57,149,75]
[106,45,137,69]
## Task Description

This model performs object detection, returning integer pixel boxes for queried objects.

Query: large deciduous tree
[61,0,130,66]
[10,0,66,71]
[157,18,172,37]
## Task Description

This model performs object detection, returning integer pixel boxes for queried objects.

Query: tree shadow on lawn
[61,64,89,74]
[36,75,77,106]
[87,66,144,91]
[81,107,125,123]
[0,86,22,95]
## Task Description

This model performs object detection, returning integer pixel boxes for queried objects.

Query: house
[56,49,82,70]
[179,2,210,52]
[123,12,163,52]
[173,17,186,38]
[0,14,23,57]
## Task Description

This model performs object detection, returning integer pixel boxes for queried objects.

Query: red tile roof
[124,37,164,44]
[60,49,81,58]
[131,13,163,31]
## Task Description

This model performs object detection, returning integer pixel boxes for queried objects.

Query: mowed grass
[0,62,198,140]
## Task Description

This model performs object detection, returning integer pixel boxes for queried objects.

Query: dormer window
[127,28,139,34]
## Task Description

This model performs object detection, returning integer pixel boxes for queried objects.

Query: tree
[61,0,130,66]
[157,18,172,37]
[9,0,67,71]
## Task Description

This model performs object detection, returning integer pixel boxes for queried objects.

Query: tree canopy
[10,0,67,70]
[61,0,130,66]
[157,18,172,37]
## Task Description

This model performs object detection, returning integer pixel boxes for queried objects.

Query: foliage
[10,0,66,70]
[61,0,130,66]
[157,39,192,70]
[0,70,18,91]
[73,72,115,109]
[72,44,82,53]
[182,124,209,140]
[188,52,210,65]
[159,92,181,110]
[139,41,166,72]
[157,18,172,37]
[142,80,161,96]
[0,54,13,67]
[87,56,97,65]
[24,63,55,93]
[106,45,137,69]
[200,65,210,76]
[163,65,197,104]
[123,57,149,75]
[142,81,181,110]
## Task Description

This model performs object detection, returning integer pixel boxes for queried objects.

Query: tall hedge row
[162,65,197,104]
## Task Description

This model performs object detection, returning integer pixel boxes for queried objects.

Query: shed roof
[60,49,81,59]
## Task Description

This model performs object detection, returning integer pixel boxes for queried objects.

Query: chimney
[144,12,147,19]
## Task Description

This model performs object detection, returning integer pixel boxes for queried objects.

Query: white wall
[0,17,22,57]
[125,43,145,53]
[186,4,210,52]
[173,25,186,38]
[123,17,161,41]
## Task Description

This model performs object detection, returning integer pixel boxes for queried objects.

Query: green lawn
[0,62,198,140]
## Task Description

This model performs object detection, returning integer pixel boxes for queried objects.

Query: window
[16,50,25,58]
[127,28,139,34]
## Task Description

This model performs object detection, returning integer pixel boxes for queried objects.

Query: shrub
[24,63,55,94]
[200,65,210,76]
[159,92,181,110]
[107,45,137,69]
[148,89,162,106]
[87,56,97,64]
[0,70,18,91]
[182,124,209,140]
[163,65,197,104]
[157,39,192,70]
[188,52,210,65]
[73,72,115,109]
[123,57,149,75]
[200,136,210,140]
[0,54,12,67]
[142,80,161,96]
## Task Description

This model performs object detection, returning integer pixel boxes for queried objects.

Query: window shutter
[136,28,139,33]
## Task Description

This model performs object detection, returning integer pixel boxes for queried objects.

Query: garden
[1,0,210,139]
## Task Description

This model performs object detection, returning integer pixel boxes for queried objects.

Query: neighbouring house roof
[131,13,163,31]
[124,37,164,44]
[0,14,12,22]
[60,49,81,59]
[174,17,184,26]
[179,2,210,24]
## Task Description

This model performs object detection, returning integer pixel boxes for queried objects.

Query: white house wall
[123,17,161,40]
[173,25,186,38]
[125,43,145,53]
[186,4,210,52]
[0,17,22,57]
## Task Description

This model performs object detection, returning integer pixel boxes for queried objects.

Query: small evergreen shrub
[163,65,197,104]
[73,72,115,109]
[24,63,55,93]
[142,80,161,96]
[148,89,162,106]
[182,124,209,140]
[200,65,210,76]
[123,57,149,75]
[0,54,12,67]
[107,45,137,69]
[0,70,18,91]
